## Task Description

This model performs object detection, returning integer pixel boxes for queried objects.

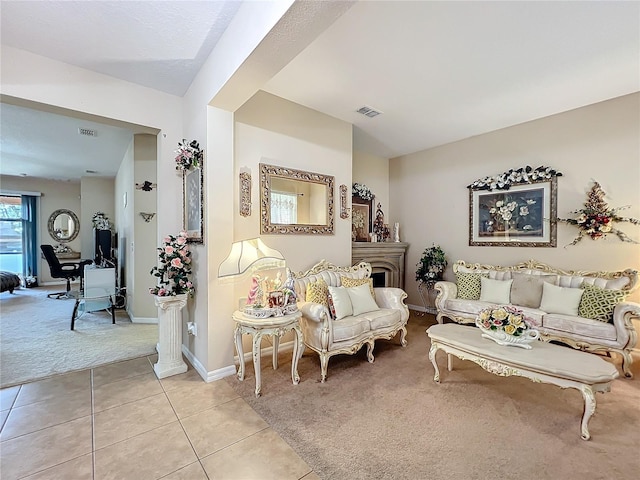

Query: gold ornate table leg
[580,385,596,441]
[234,325,245,381]
[272,334,279,370]
[429,342,441,383]
[291,324,304,385]
[252,333,263,397]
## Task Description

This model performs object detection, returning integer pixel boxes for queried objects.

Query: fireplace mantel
[352,242,409,289]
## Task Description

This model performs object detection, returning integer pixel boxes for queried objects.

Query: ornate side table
[417,280,438,315]
[232,310,304,397]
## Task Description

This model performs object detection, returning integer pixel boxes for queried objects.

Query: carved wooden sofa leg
[366,342,375,363]
[320,353,330,383]
[621,349,634,378]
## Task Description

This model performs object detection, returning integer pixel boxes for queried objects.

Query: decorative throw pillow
[306,279,329,308]
[510,273,557,308]
[479,277,513,304]
[346,283,379,316]
[578,283,628,323]
[341,276,375,299]
[327,286,353,320]
[539,282,584,316]
[455,272,489,300]
[327,293,337,319]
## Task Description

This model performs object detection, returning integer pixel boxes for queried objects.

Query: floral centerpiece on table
[557,181,639,246]
[476,305,540,349]
[149,231,195,297]
[92,212,112,230]
[175,139,203,171]
[477,305,531,336]
[416,244,447,282]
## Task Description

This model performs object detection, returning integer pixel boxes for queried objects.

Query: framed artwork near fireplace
[352,196,373,242]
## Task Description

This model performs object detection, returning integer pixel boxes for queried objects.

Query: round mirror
[47,209,80,243]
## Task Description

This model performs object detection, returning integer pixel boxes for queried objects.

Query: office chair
[40,245,92,299]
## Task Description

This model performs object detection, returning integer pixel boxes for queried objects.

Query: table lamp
[218,238,286,309]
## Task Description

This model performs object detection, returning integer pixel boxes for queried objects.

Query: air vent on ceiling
[78,127,97,137]
[85,170,98,174]
[356,105,383,118]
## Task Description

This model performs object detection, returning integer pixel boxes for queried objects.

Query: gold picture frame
[183,164,204,244]
[469,178,557,247]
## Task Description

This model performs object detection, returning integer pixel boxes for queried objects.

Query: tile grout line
[157,366,211,479]
[0,384,21,433]
[91,368,96,480]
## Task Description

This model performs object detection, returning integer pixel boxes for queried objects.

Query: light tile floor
[0,355,319,480]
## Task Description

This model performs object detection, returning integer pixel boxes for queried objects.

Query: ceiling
[1,1,638,181]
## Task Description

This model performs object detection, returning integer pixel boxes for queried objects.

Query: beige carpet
[0,285,157,388]
[226,312,640,480]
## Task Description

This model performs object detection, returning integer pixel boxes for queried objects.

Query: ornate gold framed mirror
[260,163,334,235]
[47,209,80,243]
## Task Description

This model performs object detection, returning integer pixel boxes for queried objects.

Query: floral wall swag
[558,181,639,246]
[468,165,562,191]
[352,182,374,200]
[175,139,203,171]
[92,212,112,230]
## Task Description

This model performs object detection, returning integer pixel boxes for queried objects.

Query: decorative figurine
[246,274,264,307]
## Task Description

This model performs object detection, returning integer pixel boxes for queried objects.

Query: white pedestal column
[154,294,188,379]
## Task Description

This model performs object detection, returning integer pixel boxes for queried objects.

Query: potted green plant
[416,244,447,283]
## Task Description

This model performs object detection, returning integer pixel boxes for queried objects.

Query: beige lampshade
[217,238,285,279]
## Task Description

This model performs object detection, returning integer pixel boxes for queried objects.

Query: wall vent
[356,106,383,118]
[78,127,97,137]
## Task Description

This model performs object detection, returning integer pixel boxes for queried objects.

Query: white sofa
[434,260,640,378]
[291,260,409,382]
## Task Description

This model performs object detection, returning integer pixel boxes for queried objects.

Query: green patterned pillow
[306,278,329,307]
[578,283,628,323]
[456,272,490,300]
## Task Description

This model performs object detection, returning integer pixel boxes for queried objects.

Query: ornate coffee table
[426,324,619,440]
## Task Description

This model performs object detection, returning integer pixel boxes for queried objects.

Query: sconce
[239,168,251,217]
[139,212,156,223]
[340,184,350,219]
[135,181,157,191]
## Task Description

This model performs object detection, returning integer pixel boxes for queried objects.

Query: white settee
[435,260,640,378]
[291,260,409,382]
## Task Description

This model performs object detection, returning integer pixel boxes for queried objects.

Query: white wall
[1,45,184,242]
[390,93,640,341]
[353,150,390,229]
[234,91,353,272]
[79,177,115,260]
[132,134,158,319]
[115,140,135,315]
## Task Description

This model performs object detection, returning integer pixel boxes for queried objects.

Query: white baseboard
[408,303,426,313]
[179,339,298,384]
[181,345,237,383]
[40,280,74,287]
[130,317,157,324]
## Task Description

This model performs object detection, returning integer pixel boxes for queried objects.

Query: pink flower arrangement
[175,139,203,171]
[149,231,195,297]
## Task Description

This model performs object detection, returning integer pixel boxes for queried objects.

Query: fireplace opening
[371,271,386,288]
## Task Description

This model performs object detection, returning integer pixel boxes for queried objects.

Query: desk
[70,266,116,330]
[70,290,115,330]
[233,310,303,397]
